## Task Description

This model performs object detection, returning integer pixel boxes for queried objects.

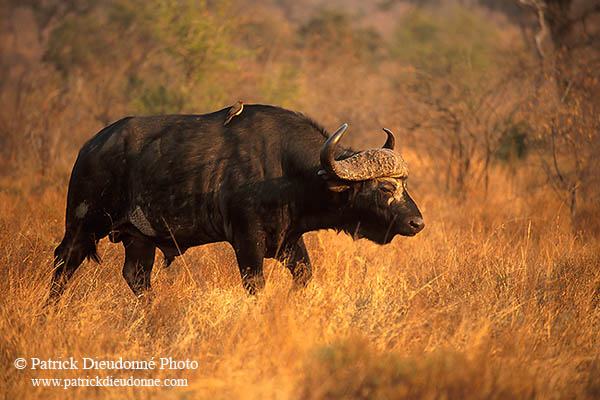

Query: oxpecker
[224,100,244,126]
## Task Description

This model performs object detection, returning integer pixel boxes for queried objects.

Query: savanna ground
[1,0,600,398]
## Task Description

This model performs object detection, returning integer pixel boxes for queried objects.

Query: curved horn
[320,123,348,179]
[319,124,409,181]
[382,128,395,150]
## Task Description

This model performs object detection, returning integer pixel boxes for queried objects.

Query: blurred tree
[298,9,382,66]
[257,65,301,107]
[391,7,523,196]
[42,0,158,122]
[42,0,242,118]
[516,0,600,230]
[0,1,89,172]
[495,120,529,163]
[392,8,497,78]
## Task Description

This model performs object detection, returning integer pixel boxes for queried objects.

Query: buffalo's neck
[289,176,356,236]
[282,146,359,237]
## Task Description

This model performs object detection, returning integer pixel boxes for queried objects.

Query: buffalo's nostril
[409,217,425,232]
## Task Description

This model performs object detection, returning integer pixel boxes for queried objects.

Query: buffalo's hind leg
[122,236,156,298]
[48,234,98,305]
[277,237,312,288]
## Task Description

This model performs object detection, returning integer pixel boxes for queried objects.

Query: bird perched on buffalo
[224,100,244,126]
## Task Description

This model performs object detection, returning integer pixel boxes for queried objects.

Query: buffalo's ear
[318,169,351,192]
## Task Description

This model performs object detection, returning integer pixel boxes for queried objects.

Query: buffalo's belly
[111,195,227,247]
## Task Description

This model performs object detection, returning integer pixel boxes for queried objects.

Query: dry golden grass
[1,164,599,399]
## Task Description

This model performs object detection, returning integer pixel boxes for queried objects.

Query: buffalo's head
[318,124,424,244]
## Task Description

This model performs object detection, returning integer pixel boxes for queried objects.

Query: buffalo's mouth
[350,221,398,245]
[401,230,417,237]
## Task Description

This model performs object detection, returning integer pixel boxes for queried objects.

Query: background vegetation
[1,0,599,398]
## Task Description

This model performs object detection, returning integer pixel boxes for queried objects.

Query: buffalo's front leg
[122,236,156,297]
[277,237,312,288]
[233,233,266,295]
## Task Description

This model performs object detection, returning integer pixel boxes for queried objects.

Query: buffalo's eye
[379,183,396,195]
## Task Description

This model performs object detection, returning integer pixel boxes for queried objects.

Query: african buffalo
[49,104,424,301]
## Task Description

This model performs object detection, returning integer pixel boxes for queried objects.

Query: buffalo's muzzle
[407,216,425,234]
